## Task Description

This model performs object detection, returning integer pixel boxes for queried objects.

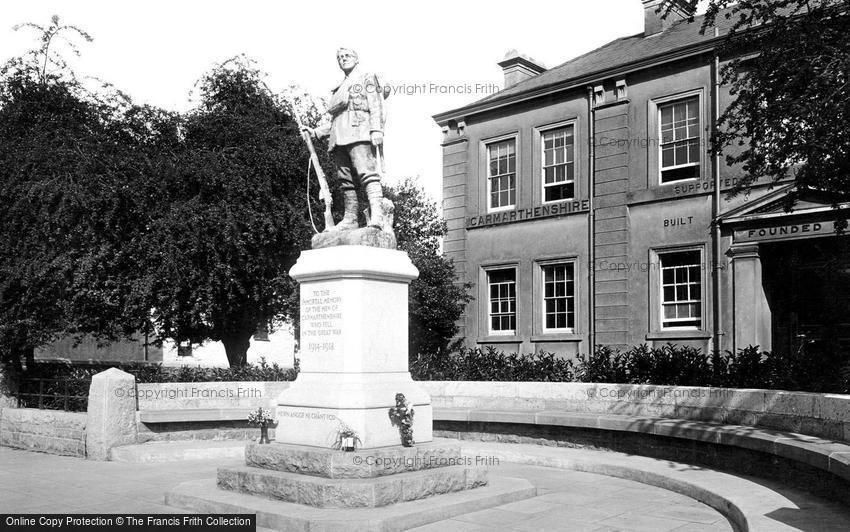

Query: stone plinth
[277,246,433,449]
[311,227,396,249]
[217,464,487,508]
[85,368,137,460]
[245,440,463,478]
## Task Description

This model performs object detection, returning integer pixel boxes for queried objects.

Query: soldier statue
[302,48,394,241]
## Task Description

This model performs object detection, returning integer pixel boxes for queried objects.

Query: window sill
[477,335,521,344]
[645,330,712,341]
[530,333,583,343]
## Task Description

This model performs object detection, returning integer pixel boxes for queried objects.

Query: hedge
[411,344,850,394]
[20,357,299,383]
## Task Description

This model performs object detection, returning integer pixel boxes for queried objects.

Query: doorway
[761,236,850,355]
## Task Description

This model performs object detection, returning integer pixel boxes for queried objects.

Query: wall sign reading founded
[734,221,830,243]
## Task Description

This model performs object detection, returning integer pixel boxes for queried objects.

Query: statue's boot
[329,190,359,232]
[366,182,384,229]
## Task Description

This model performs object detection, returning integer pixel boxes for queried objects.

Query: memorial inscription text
[301,288,342,353]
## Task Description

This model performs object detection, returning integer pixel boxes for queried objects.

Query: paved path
[0,446,846,531]
[410,463,731,532]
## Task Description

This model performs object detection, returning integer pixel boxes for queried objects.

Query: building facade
[434,0,850,357]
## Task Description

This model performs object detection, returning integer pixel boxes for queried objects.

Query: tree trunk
[221,330,252,368]
[24,346,35,371]
[9,348,23,374]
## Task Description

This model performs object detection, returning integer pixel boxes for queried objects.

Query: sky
[0,1,656,203]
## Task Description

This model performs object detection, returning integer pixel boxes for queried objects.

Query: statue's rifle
[295,114,334,232]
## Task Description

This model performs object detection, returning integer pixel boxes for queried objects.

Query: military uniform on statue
[304,47,395,248]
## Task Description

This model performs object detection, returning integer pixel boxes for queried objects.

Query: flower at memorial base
[388,392,415,447]
[332,421,362,451]
[247,407,275,426]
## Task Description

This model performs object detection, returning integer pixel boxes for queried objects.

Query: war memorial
[1,2,850,532]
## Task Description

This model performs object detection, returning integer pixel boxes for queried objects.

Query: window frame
[648,89,705,187]
[658,96,701,183]
[658,249,703,330]
[539,259,577,333]
[648,245,707,334]
[484,134,519,213]
[538,122,577,205]
[484,265,519,336]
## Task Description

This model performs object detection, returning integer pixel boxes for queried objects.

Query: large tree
[0,17,163,370]
[385,178,472,359]
[690,0,850,209]
[131,57,319,367]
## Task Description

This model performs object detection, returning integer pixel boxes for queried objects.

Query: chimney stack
[642,0,696,36]
[498,50,546,89]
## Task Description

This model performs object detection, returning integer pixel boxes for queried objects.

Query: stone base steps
[110,440,249,462]
[166,475,536,532]
[218,464,487,508]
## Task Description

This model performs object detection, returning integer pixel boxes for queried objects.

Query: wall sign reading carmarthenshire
[468,200,590,228]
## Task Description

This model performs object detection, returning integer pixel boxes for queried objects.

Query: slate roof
[435,8,737,121]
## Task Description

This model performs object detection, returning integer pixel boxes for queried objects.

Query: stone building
[433,0,850,357]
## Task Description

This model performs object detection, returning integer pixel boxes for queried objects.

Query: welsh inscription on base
[300,287,342,356]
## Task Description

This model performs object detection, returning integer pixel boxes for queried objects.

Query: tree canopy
[386,178,472,359]
[0,19,323,368]
[692,1,850,211]
[0,16,155,369]
[1,18,471,369]
[130,57,316,367]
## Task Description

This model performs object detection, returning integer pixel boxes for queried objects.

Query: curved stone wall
[419,381,850,442]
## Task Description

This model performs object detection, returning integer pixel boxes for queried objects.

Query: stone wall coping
[0,406,87,424]
[433,407,850,485]
[136,381,290,411]
[138,407,257,423]
[419,381,850,424]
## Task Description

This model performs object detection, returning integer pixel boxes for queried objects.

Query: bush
[8,357,300,411]
[414,343,849,394]
[410,346,574,382]
[22,358,300,383]
[572,346,627,384]
[130,357,299,383]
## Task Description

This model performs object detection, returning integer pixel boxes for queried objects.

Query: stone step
[109,440,249,463]
[217,463,487,508]
[165,475,536,532]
